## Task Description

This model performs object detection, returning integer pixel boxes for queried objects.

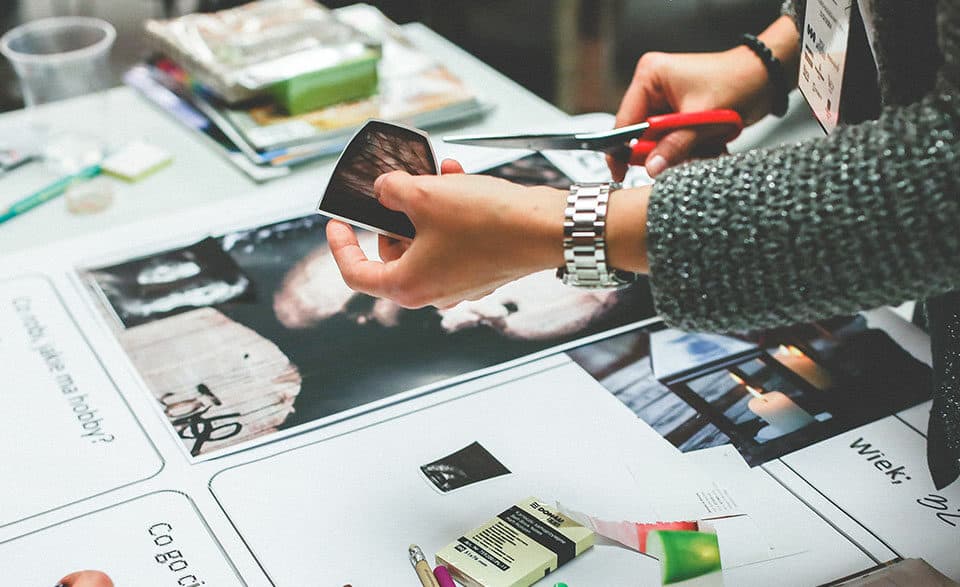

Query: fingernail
[646,155,668,177]
[373,173,386,192]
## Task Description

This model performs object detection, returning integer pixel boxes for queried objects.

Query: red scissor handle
[627,109,744,164]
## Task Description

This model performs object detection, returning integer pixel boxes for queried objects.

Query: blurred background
[0,0,780,115]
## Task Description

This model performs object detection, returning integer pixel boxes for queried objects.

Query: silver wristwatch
[558,181,638,289]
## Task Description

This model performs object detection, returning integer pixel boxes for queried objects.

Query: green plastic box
[269,49,380,115]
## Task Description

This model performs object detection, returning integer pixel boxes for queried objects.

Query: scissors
[443,109,743,165]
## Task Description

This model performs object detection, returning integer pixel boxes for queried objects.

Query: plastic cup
[1,16,116,106]
[646,530,722,584]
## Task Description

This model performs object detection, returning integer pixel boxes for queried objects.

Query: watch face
[318,120,438,240]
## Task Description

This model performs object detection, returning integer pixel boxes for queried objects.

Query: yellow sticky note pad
[102,141,173,182]
[436,497,594,587]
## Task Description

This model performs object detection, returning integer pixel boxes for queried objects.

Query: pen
[409,544,441,587]
[0,163,101,225]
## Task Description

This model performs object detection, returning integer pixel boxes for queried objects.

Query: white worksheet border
[0,274,166,528]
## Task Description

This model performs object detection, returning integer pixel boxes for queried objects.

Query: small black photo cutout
[319,120,437,240]
[420,441,511,493]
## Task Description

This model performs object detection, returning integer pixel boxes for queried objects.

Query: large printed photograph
[80,153,656,460]
[567,316,931,465]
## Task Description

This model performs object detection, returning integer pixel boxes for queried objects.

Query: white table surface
[3,18,917,586]
[0,22,573,255]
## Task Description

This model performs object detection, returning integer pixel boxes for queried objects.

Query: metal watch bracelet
[558,181,636,289]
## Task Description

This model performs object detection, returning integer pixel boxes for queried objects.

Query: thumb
[373,170,413,212]
[644,128,699,178]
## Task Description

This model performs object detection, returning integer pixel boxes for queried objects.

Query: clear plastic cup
[1,16,116,106]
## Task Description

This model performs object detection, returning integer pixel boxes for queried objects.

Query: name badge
[799,0,854,134]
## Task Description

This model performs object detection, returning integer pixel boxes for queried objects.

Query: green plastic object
[646,530,721,585]
[269,50,379,115]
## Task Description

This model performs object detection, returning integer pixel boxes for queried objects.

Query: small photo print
[420,441,511,493]
[320,120,437,240]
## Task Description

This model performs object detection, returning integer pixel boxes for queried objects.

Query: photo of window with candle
[567,315,932,465]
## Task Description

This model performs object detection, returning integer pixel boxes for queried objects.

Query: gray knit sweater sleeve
[645,1,960,332]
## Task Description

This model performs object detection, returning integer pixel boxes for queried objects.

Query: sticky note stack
[436,497,594,587]
[101,141,173,182]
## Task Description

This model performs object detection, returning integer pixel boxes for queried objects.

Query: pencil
[409,544,441,587]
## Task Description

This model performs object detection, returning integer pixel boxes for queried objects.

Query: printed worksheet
[782,417,960,577]
[0,275,162,527]
[209,363,736,584]
[0,491,244,585]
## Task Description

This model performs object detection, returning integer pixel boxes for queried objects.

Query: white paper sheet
[0,491,245,585]
[685,446,875,586]
[897,401,931,434]
[782,417,960,578]
[0,275,162,527]
[210,362,701,584]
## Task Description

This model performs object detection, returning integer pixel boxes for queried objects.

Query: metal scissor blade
[572,121,652,150]
[441,132,587,151]
[443,120,654,153]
